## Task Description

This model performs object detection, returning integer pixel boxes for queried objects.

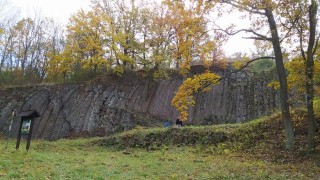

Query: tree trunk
[265,8,295,150]
[306,0,317,150]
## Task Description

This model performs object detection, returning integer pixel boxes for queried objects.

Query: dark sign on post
[16,110,40,150]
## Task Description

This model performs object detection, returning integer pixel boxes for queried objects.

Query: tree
[137,4,171,72]
[267,0,319,150]
[172,72,221,120]
[207,0,297,150]
[0,0,17,22]
[0,6,63,85]
[63,9,106,80]
[300,0,318,150]
[8,16,56,82]
[285,0,319,150]
[0,1,18,85]
[163,0,221,75]
[65,0,175,77]
[0,18,15,69]
[79,0,147,75]
[44,21,65,81]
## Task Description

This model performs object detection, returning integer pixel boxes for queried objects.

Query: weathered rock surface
[0,70,278,140]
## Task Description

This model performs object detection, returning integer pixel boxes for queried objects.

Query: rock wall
[0,71,278,140]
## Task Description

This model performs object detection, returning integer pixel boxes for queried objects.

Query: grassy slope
[0,110,319,179]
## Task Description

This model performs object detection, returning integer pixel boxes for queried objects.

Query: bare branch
[219,0,266,16]
[299,30,307,61]
[312,34,319,55]
[242,36,272,41]
[213,22,272,41]
[280,17,299,43]
[201,56,275,90]
[218,56,275,82]
[245,29,272,41]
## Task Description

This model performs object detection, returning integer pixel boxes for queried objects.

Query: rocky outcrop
[0,70,278,140]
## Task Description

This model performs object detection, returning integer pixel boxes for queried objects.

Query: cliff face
[0,71,278,140]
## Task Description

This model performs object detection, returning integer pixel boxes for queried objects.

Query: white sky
[7,0,255,57]
[215,13,256,57]
[9,0,91,24]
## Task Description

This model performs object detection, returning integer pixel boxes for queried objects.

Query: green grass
[93,117,269,151]
[0,137,316,179]
[0,113,319,179]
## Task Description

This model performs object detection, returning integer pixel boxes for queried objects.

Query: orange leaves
[172,72,221,121]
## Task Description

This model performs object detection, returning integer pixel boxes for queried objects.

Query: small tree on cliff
[172,72,221,121]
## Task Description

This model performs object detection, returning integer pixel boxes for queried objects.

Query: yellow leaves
[285,58,305,92]
[46,52,72,82]
[313,97,320,118]
[153,70,169,80]
[267,80,280,89]
[117,53,132,64]
[269,57,320,93]
[164,0,216,74]
[172,72,221,121]
[113,66,124,76]
[231,56,250,70]
[232,61,244,70]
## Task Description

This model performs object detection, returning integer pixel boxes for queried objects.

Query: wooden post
[15,118,23,150]
[26,119,34,150]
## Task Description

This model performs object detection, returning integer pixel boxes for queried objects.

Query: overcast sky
[9,0,91,24]
[8,0,255,57]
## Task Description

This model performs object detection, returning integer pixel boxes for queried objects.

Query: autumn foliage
[172,72,220,121]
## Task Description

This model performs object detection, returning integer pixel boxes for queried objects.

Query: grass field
[1,112,319,179]
[0,138,317,179]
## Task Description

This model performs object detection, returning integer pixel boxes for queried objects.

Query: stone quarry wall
[0,70,278,140]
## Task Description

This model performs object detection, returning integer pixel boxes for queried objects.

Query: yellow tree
[285,58,320,93]
[134,3,175,79]
[91,0,143,74]
[172,71,221,121]
[163,0,220,75]
[63,10,107,79]
[169,0,226,121]
[265,0,319,150]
